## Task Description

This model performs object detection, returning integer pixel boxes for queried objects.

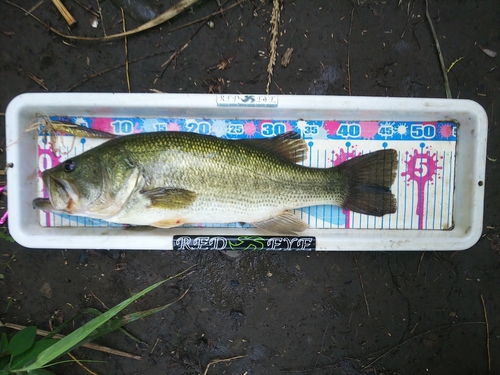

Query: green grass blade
[82,288,190,344]
[27,280,166,370]
[19,266,192,372]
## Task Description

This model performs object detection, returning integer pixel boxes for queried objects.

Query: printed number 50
[410,124,435,139]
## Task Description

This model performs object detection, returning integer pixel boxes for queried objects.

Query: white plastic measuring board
[5,93,488,251]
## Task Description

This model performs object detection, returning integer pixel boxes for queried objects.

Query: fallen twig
[6,0,199,41]
[153,21,205,85]
[67,352,99,375]
[121,8,131,92]
[0,321,142,360]
[347,8,354,95]
[203,355,246,375]
[66,50,171,91]
[362,322,485,369]
[25,0,44,15]
[73,0,100,18]
[26,72,48,91]
[480,294,491,374]
[353,253,370,317]
[168,0,245,33]
[425,0,451,98]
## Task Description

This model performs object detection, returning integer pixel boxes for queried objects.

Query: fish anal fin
[141,187,197,209]
[252,211,308,234]
[239,131,308,163]
[152,218,186,229]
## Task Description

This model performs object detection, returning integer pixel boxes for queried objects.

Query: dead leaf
[480,45,497,58]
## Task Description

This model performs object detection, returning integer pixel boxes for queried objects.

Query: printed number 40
[336,123,361,138]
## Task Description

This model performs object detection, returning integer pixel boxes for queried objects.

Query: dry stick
[66,50,170,91]
[25,0,44,15]
[346,8,354,96]
[73,0,100,18]
[121,8,131,93]
[153,21,205,85]
[362,321,485,369]
[266,0,280,95]
[95,0,106,36]
[353,254,370,317]
[480,294,491,374]
[7,0,199,41]
[67,352,99,375]
[51,0,77,26]
[417,251,425,275]
[26,72,48,91]
[202,355,246,375]
[425,0,451,99]
[314,323,329,369]
[0,322,142,360]
[168,0,244,33]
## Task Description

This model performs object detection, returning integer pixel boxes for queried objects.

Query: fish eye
[63,159,76,172]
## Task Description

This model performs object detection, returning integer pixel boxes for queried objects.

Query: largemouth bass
[33,131,398,234]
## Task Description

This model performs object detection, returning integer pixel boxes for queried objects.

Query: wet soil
[1,1,500,374]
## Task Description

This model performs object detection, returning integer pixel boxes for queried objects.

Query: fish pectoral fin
[151,218,186,229]
[141,187,197,209]
[238,131,308,163]
[252,211,308,234]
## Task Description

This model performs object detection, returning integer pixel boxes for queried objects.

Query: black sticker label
[173,235,316,251]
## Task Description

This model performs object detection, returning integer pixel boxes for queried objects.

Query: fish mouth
[42,173,79,213]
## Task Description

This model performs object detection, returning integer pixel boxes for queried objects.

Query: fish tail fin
[335,149,398,216]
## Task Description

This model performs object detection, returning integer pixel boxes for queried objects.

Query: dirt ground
[1,1,500,374]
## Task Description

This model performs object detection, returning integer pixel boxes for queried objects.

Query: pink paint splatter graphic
[359,121,379,139]
[89,118,113,133]
[401,149,442,229]
[331,149,361,166]
[439,123,454,138]
[244,121,257,136]
[324,121,340,136]
[167,121,181,131]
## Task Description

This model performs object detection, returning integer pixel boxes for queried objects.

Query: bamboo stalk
[51,0,77,27]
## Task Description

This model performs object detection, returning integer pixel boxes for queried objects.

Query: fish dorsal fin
[252,211,308,234]
[141,187,197,209]
[238,131,308,163]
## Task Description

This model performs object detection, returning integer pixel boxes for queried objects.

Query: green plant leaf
[27,369,57,375]
[81,289,189,345]
[0,232,15,243]
[10,339,58,371]
[0,333,8,354]
[0,369,10,375]
[8,326,37,356]
[20,267,192,372]
[0,356,9,370]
